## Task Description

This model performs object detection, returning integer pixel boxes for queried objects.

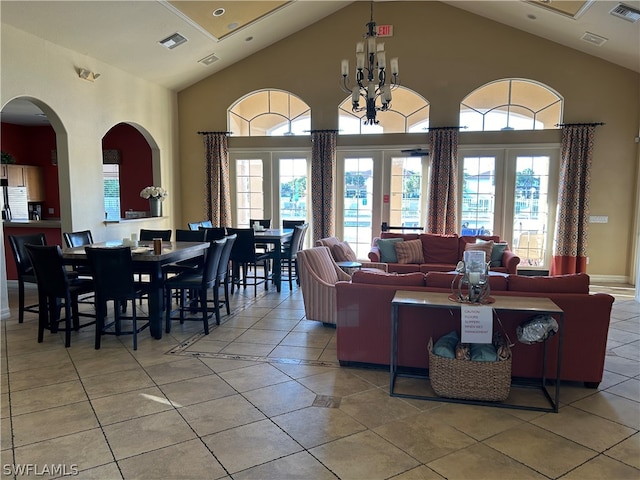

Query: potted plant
[1,151,16,164]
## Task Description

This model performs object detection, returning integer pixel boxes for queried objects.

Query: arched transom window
[460,79,563,131]
[228,89,311,137]
[339,86,430,134]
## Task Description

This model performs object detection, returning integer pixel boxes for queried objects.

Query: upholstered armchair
[315,236,388,272]
[297,246,351,326]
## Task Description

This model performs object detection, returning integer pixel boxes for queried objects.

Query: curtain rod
[308,129,340,133]
[197,131,232,135]
[555,122,605,127]
[426,126,467,131]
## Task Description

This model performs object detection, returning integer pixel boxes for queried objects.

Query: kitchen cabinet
[4,165,44,202]
[23,165,44,202]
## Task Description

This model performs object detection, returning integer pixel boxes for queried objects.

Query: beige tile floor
[1,281,638,479]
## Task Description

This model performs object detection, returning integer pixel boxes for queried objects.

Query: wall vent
[199,54,219,66]
[581,32,608,46]
[610,3,640,22]
[159,32,188,49]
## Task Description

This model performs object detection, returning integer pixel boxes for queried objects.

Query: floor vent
[610,3,640,22]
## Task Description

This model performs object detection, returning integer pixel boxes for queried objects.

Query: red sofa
[336,271,614,388]
[368,232,520,275]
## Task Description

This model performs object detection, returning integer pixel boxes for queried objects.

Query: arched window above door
[460,78,563,131]
[338,85,430,134]
[228,89,311,137]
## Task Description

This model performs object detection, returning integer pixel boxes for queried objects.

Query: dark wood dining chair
[25,244,95,347]
[63,230,94,278]
[164,238,226,335]
[85,246,150,350]
[199,227,226,240]
[8,233,46,323]
[139,229,172,242]
[281,223,309,290]
[215,234,237,316]
[282,219,305,229]
[227,228,274,297]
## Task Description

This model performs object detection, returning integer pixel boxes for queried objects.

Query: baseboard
[588,274,631,285]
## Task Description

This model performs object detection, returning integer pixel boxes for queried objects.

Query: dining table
[253,228,293,292]
[62,240,209,339]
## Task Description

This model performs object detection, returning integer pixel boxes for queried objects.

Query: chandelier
[341,1,399,126]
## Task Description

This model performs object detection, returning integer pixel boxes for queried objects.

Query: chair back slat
[25,245,70,297]
[85,246,137,299]
[139,229,172,241]
[9,233,47,276]
[63,230,93,248]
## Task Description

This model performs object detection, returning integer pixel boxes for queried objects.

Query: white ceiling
[2,0,639,124]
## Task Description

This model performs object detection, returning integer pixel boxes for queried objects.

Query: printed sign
[461,305,493,343]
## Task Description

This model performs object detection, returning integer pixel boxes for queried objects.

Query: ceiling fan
[401,147,429,157]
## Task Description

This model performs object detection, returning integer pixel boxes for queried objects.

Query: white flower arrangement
[140,186,168,201]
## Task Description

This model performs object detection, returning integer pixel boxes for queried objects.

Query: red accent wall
[1,123,60,218]
[1,121,153,219]
[102,123,153,217]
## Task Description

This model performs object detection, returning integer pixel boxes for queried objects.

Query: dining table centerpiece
[140,186,168,217]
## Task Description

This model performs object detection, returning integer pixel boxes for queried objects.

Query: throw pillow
[464,240,494,264]
[490,242,509,267]
[332,241,357,262]
[395,239,424,264]
[376,237,404,263]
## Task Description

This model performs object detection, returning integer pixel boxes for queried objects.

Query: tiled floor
[1,281,639,479]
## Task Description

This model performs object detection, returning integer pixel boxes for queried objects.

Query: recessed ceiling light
[213,8,225,17]
[228,22,238,30]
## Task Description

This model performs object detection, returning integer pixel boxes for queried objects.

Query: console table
[390,290,564,413]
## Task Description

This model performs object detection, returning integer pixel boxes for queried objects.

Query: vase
[149,197,162,217]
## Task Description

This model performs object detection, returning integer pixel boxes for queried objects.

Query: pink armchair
[297,246,351,325]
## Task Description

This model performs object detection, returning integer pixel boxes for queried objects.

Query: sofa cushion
[421,234,459,264]
[508,273,590,294]
[425,271,508,291]
[490,242,509,267]
[381,232,420,241]
[464,240,494,264]
[332,242,357,262]
[395,239,424,264]
[376,237,404,263]
[351,269,425,286]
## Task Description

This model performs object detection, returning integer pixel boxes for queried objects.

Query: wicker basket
[428,338,512,402]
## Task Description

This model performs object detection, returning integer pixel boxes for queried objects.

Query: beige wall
[178,1,639,281]
[1,24,180,241]
[0,24,180,316]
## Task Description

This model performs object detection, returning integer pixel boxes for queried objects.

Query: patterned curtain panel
[427,128,458,234]
[311,131,337,242]
[551,125,595,275]
[203,133,232,227]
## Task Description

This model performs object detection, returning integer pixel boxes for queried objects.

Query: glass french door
[510,153,554,268]
[337,153,382,259]
[459,147,559,269]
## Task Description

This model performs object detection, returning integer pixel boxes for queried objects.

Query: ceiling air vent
[159,32,188,49]
[199,54,219,66]
[610,3,640,22]
[581,32,608,46]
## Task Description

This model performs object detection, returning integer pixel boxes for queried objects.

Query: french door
[459,147,559,269]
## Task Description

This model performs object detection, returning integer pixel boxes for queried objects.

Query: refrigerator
[1,186,29,220]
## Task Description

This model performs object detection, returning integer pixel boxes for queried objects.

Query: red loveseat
[336,271,614,388]
[368,232,520,275]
